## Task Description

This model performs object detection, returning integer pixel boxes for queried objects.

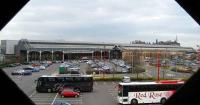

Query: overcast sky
[0,0,200,49]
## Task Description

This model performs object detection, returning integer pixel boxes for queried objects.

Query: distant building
[131,38,180,46]
[122,43,194,65]
[1,40,19,63]
[154,40,180,46]
[1,40,19,55]
[0,39,195,63]
[0,44,4,63]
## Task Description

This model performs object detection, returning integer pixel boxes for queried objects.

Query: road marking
[29,90,36,98]
[51,93,58,105]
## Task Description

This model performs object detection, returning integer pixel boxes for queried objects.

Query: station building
[0,39,195,63]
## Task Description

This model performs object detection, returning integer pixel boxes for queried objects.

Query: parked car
[11,70,23,75]
[37,65,45,70]
[90,63,98,68]
[11,69,32,75]
[59,88,80,98]
[42,63,50,67]
[53,101,72,105]
[23,66,40,72]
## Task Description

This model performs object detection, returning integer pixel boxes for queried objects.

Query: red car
[59,88,80,98]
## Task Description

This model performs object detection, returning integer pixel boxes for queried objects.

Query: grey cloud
[0,0,199,48]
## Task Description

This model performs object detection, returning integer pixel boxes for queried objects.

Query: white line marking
[29,90,36,98]
[51,93,58,105]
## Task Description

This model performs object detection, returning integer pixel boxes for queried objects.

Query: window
[123,86,129,96]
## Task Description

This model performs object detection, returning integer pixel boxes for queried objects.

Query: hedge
[94,77,154,81]
[0,63,9,68]
[93,76,188,81]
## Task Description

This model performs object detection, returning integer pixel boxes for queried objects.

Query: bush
[94,77,122,81]
[93,76,188,81]
[0,63,9,68]
[94,77,155,81]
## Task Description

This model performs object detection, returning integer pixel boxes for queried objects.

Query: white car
[39,65,46,70]
[102,65,110,70]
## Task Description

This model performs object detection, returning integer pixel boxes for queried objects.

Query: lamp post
[132,51,134,74]
[157,50,160,81]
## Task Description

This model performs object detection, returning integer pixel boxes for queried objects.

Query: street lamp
[157,50,160,81]
[132,50,134,74]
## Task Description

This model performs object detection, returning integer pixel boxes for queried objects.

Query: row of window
[39,77,93,82]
